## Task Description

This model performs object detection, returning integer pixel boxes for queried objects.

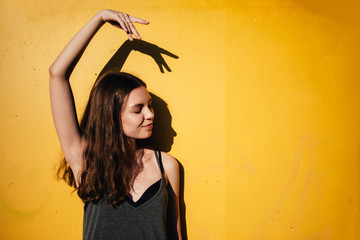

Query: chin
[137,132,153,139]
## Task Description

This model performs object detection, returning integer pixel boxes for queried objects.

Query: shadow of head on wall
[97,39,179,152]
[138,93,177,152]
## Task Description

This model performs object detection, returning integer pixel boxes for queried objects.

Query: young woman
[49,9,182,240]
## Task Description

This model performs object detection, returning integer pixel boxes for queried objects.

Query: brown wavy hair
[56,72,146,207]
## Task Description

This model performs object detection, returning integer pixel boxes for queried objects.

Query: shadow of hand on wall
[97,39,187,239]
[97,39,179,78]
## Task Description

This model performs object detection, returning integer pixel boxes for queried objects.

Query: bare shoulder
[160,152,179,179]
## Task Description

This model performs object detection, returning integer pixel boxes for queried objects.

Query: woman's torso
[82,150,168,240]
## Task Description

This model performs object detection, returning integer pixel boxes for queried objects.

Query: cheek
[122,115,143,131]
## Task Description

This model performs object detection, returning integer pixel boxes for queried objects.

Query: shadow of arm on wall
[179,161,187,240]
[98,39,179,79]
[167,160,188,240]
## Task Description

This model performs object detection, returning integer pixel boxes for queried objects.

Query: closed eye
[134,106,143,114]
[132,98,152,114]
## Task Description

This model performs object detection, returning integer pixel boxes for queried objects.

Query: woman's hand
[99,9,149,41]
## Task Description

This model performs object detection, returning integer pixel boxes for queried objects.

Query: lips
[142,123,153,128]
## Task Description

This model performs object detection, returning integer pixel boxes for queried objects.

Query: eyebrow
[130,98,152,109]
[130,104,144,109]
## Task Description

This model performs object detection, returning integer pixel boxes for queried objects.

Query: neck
[127,138,144,162]
[128,138,136,150]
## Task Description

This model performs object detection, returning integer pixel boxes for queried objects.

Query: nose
[144,106,154,120]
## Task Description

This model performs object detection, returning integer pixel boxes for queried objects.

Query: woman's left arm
[162,152,182,240]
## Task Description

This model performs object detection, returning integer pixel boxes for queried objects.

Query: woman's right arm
[49,10,149,181]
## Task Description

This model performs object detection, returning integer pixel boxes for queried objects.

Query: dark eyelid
[131,99,152,112]
[131,104,144,109]
[133,105,142,113]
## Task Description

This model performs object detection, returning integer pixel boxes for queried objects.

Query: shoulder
[143,149,179,180]
[160,152,179,184]
[160,152,179,173]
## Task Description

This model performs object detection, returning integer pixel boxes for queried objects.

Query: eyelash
[134,102,152,114]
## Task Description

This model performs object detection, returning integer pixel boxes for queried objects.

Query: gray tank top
[83,151,168,240]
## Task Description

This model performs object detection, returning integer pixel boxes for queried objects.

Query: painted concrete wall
[0,0,359,239]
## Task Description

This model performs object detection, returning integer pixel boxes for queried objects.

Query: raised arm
[49,10,149,183]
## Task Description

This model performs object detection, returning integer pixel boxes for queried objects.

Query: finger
[114,15,128,33]
[162,59,171,72]
[124,14,141,39]
[157,62,164,73]
[129,15,150,25]
[156,55,171,72]
[118,13,131,33]
[159,48,179,59]
[117,14,133,41]
[108,20,122,28]
[127,32,133,41]
[152,56,164,73]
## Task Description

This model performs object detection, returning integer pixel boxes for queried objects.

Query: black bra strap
[154,150,164,177]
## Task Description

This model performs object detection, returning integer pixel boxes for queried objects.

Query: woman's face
[121,86,154,139]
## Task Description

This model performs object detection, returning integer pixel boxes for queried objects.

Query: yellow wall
[1,0,359,239]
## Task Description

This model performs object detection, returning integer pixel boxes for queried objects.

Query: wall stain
[230,144,255,174]
[0,183,51,219]
[254,134,318,239]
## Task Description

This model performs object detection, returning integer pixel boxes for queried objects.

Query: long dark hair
[57,72,147,207]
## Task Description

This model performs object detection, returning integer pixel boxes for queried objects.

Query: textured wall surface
[0,0,359,239]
